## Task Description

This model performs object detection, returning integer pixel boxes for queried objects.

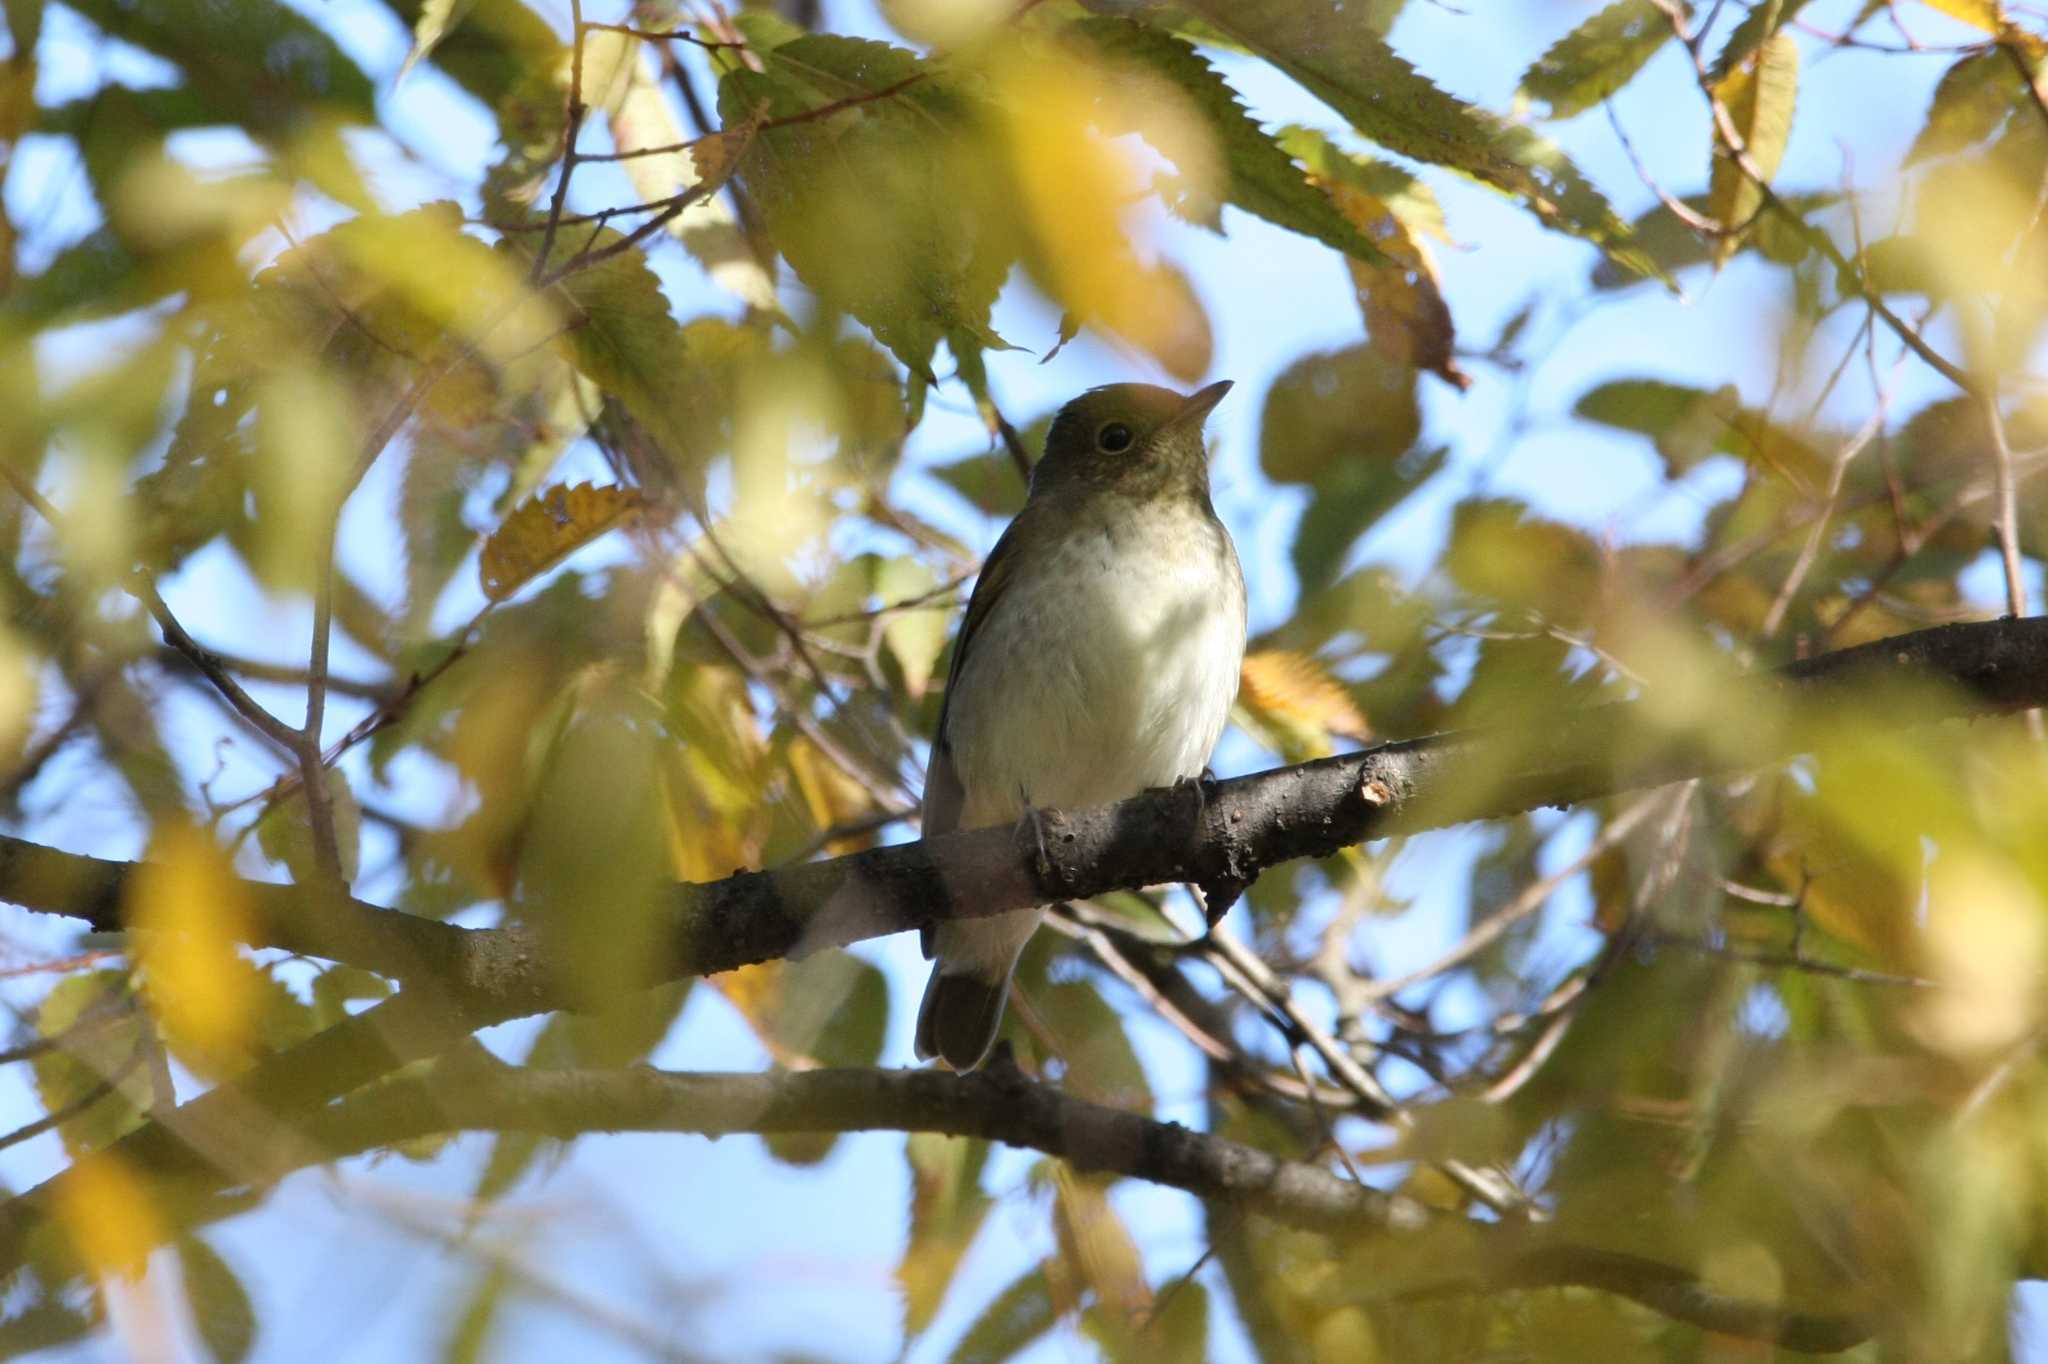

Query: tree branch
[0,617,2044,1020]
[10,1050,1869,1350]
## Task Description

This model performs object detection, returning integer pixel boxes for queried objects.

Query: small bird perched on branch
[916,381,1247,1070]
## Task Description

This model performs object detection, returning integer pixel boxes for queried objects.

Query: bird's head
[1029,380,1233,502]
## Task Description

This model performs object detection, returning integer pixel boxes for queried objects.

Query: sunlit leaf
[992,43,1215,379]
[1908,49,2022,164]
[49,1152,161,1280]
[1237,649,1369,760]
[129,824,259,1068]
[1707,30,1800,266]
[1174,0,1653,276]
[583,30,779,312]
[1518,0,1677,120]
[720,35,1013,377]
[1066,18,1392,266]
[399,0,477,85]
[479,482,647,602]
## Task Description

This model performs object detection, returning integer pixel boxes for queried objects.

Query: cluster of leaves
[0,0,2044,1358]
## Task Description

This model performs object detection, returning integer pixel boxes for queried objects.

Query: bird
[914,380,1247,1071]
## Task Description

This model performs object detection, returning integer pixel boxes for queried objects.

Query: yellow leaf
[1922,0,2003,30]
[130,824,261,1069]
[994,48,1216,379]
[1318,179,1469,389]
[785,736,881,854]
[1707,31,1800,266]
[51,1154,163,1280]
[1051,1169,1151,1325]
[1238,649,1370,753]
[479,482,647,601]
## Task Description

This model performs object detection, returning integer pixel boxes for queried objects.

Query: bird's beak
[1165,379,1234,436]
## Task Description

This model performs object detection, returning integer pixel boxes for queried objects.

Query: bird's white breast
[944,497,1246,828]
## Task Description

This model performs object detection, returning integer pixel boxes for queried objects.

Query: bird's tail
[914,968,1009,1071]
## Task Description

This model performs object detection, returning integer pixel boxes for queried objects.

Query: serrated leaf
[1176,0,1654,276]
[1589,188,1838,286]
[523,231,715,477]
[947,1265,1056,1364]
[255,765,362,884]
[399,0,476,84]
[1260,345,1420,486]
[1707,30,1800,266]
[1238,649,1369,759]
[1907,49,2020,163]
[1709,0,1812,80]
[1065,18,1392,265]
[719,36,1013,377]
[582,30,778,311]
[1519,0,1677,119]
[901,1134,994,1341]
[31,971,150,1158]
[479,482,647,602]
[177,1237,256,1364]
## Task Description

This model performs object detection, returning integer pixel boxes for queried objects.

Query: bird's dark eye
[1096,422,1133,453]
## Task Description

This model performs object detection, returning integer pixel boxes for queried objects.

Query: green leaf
[1173,0,1653,276]
[761,954,889,1164]
[1065,19,1392,266]
[1709,0,1813,81]
[399,0,478,84]
[582,29,780,312]
[1575,377,1744,476]
[947,1265,1056,1364]
[176,1237,256,1364]
[1026,976,1151,1112]
[255,766,362,884]
[719,36,1014,377]
[1278,126,1450,243]
[373,0,561,113]
[901,1134,994,1341]
[30,970,150,1158]
[1907,49,2020,164]
[523,232,717,479]
[1292,444,1448,593]
[1589,188,1839,287]
[308,964,393,1032]
[60,0,374,131]
[1707,29,1800,266]
[1259,345,1421,486]
[1518,0,1677,119]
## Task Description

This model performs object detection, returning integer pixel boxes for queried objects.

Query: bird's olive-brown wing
[918,500,1043,954]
